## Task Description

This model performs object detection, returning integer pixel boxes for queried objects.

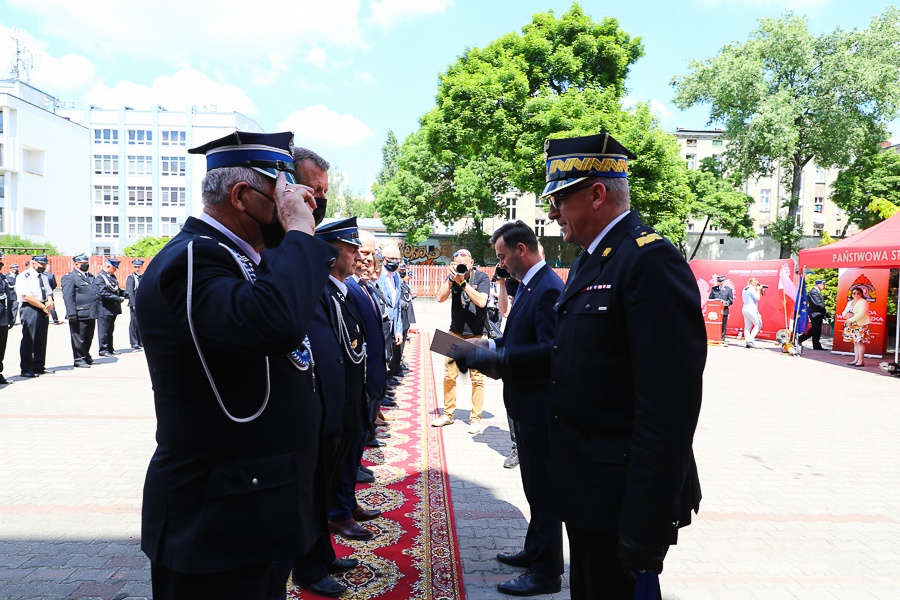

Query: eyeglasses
[548,180,596,210]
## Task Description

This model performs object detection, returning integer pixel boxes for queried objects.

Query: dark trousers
[0,324,8,374]
[152,560,288,600]
[388,338,404,377]
[97,315,117,353]
[19,305,49,374]
[330,433,366,522]
[720,310,729,341]
[566,528,636,600]
[129,307,142,348]
[68,318,95,364]
[798,314,824,348]
[514,420,564,577]
[293,435,344,586]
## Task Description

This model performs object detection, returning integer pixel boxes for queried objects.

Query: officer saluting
[93,258,125,356]
[61,253,102,368]
[15,255,55,377]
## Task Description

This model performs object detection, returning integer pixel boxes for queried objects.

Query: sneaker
[503,446,519,469]
[468,418,483,434]
[431,415,454,427]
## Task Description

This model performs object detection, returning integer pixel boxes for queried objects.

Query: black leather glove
[456,347,506,379]
[618,535,668,579]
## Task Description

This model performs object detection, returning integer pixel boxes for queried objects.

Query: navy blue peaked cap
[316,217,361,247]
[73,253,90,262]
[189,131,297,184]
[540,132,637,199]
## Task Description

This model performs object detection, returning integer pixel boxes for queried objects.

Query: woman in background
[842,287,871,367]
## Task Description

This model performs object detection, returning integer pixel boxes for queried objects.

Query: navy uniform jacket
[94,271,124,315]
[495,264,564,425]
[808,286,826,318]
[708,284,733,314]
[346,277,387,402]
[61,269,101,320]
[125,273,141,308]
[324,281,368,437]
[0,276,14,326]
[308,286,347,439]
[368,281,393,361]
[136,216,337,574]
[510,211,704,546]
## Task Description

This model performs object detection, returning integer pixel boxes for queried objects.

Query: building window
[161,130,186,146]
[760,189,771,212]
[535,219,546,236]
[161,156,186,176]
[686,154,696,170]
[0,173,4,198]
[94,216,119,238]
[687,222,694,232]
[161,216,180,237]
[128,186,153,206]
[686,139,697,147]
[128,129,152,145]
[161,187,186,207]
[816,167,826,183]
[93,128,118,144]
[814,197,824,213]
[128,155,153,175]
[835,228,842,236]
[813,223,824,234]
[94,185,119,205]
[0,110,4,134]
[94,155,119,175]
[0,207,3,232]
[128,216,154,238]
[712,139,723,147]
[506,197,517,220]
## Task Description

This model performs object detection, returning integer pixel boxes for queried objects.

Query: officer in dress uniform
[125,259,144,349]
[798,279,827,350]
[461,133,705,599]
[708,275,734,345]
[94,258,125,356]
[0,252,15,384]
[6,263,19,325]
[61,254,102,368]
[135,131,338,600]
[15,255,55,377]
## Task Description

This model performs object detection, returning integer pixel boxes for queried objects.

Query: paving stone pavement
[1,293,899,599]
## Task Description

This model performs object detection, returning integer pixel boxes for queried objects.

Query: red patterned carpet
[288,331,465,599]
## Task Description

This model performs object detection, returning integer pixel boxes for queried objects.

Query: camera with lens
[492,266,510,281]
[456,263,469,274]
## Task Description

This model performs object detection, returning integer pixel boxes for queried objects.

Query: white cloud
[693,0,828,9]
[353,71,376,84]
[83,69,258,115]
[277,105,374,148]
[306,48,328,70]
[369,0,453,29]
[649,99,675,122]
[0,25,95,92]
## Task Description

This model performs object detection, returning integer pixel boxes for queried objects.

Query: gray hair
[599,177,630,210]
[200,166,269,206]
[292,147,330,173]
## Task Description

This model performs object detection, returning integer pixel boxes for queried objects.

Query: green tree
[685,157,756,260]
[672,9,900,258]
[123,236,169,257]
[374,130,400,189]
[831,148,900,236]
[375,5,692,246]
[343,196,376,219]
[0,234,60,255]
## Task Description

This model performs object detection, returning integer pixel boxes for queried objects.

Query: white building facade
[0,79,90,254]
[59,105,263,255]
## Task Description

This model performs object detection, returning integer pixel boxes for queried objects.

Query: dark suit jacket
[0,276,14,327]
[509,211,705,546]
[94,271,124,316]
[136,216,337,573]
[808,286,826,318]
[495,264,563,424]
[324,281,368,437]
[368,281,393,361]
[61,269,101,320]
[308,287,347,439]
[346,277,387,401]
[126,273,141,308]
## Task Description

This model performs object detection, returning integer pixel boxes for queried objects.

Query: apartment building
[59,105,263,255]
[0,79,90,253]
[444,190,560,240]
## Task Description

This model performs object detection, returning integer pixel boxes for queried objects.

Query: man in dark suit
[125,259,144,350]
[463,133,705,599]
[135,131,338,600]
[477,220,565,596]
[0,252,15,384]
[6,263,19,325]
[798,279,827,350]
[708,275,734,345]
[61,254,101,368]
[93,258,125,356]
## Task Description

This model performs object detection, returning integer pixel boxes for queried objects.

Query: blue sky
[1,0,896,196]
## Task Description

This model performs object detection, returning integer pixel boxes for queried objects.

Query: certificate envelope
[429,329,496,360]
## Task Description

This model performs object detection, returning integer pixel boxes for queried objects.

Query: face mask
[79,263,90,272]
[312,197,327,226]
[0,263,3,270]
[383,260,400,272]
[244,200,286,249]
[398,269,407,278]
[36,266,46,274]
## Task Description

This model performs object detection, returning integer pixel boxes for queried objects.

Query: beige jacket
[843,298,870,326]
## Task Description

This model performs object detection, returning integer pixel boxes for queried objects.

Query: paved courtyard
[0,294,898,599]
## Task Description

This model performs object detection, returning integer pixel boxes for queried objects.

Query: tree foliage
[672,8,900,258]
[374,4,693,245]
[123,236,170,257]
[831,148,900,235]
[685,157,756,260]
[0,234,60,255]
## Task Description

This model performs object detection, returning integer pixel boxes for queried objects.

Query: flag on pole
[793,274,809,338]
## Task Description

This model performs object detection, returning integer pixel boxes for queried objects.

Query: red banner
[690,259,796,342]
[832,268,890,355]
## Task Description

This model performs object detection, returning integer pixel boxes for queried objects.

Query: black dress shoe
[0,376,10,385]
[365,439,386,448]
[85,357,94,365]
[380,398,397,407]
[387,376,400,385]
[359,465,374,476]
[497,550,532,568]
[35,369,54,374]
[74,362,91,368]
[327,557,359,573]
[376,431,390,439]
[303,575,347,597]
[98,351,112,357]
[352,507,382,521]
[496,570,561,597]
[328,519,374,541]
[357,469,375,484]
[20,372,38,378]
[131,346,143,351]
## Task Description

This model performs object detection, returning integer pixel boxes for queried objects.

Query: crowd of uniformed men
[0,253,144,382]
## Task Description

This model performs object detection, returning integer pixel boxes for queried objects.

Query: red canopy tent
[798,211,900,361]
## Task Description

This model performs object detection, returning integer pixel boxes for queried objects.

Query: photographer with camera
[433,248,491,434]
[741,277,765,348]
